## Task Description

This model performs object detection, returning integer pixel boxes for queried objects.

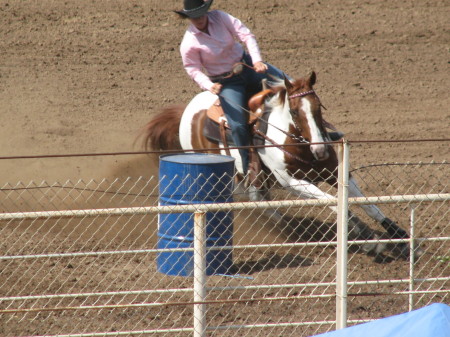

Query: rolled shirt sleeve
[180,38,215,91]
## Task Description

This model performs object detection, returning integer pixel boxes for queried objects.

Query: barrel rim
[159,153,235,165]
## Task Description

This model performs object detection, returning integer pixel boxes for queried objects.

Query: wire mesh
[0,145,449,337]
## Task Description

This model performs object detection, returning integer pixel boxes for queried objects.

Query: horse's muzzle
[310,144,329,161]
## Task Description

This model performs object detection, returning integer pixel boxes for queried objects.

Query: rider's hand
[254,61,268,73]
[210,83,222,95]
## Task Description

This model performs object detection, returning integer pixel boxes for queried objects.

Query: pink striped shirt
[180,10,263,91]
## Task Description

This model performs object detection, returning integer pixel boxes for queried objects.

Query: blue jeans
[217,54,287,174]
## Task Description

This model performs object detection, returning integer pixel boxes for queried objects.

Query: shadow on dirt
[232,252,313,275]
[274,215,337,243]
[231,212,401,274]
[231,214,337,274]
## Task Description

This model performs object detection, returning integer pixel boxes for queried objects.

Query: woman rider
[175,0,287,174]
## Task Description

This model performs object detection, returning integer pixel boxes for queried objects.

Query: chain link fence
[0,141,449,337]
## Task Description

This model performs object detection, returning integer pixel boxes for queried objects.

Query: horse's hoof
[396,243,410,260]
[414,246,425,259]
[393,243,425,261]
[248,185,263,201]
[373,253,394,264]
[328,131,344,141]
[361,233,386,256]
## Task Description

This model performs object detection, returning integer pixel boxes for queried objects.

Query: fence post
[336,140,350,329]
[194,211,207,337]
[409,204,417,311]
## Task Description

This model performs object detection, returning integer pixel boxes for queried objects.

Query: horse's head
[279,72,330,161]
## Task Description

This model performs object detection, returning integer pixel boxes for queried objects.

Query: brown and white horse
[143,72,419,259]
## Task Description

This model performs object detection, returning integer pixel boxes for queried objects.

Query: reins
[261,88,322,145]
[224,61,283,82]
[217,87,320,145]
[252,128,313,165]
[216,74,326,165]
[217,92,310,147]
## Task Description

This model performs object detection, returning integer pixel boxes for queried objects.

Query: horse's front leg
[348,177,407,236]
[273,171,385,255]
[348,176,423,259]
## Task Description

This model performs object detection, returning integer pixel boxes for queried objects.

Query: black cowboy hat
[175,0,213,18]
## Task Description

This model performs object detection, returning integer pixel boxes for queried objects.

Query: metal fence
[0,141,449,337]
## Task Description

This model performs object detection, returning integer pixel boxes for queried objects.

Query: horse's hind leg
[233,169,270,202]
[247,152,272,202]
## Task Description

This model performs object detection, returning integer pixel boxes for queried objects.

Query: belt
[209,55,247,82]
[209,70,235,82]
[209,70,240,82]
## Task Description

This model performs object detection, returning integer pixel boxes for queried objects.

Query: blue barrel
[157,153,235,277]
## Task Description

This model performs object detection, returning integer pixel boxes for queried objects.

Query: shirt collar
[189,12,212,35]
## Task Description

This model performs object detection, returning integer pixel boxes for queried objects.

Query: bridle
[289,89,327,111]
[288,89,316,100]
[252,89,326,165]
[287,89,323,143]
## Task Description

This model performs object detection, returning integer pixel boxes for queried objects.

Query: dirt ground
[0,0,449,336]
[1,0,449,180]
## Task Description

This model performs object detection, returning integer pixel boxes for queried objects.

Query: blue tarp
[313,303,450,337]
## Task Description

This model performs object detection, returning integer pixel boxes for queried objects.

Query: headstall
[288,90,316,99]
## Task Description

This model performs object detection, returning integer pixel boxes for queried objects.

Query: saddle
[204,89,273,145]
[205,90,273,126]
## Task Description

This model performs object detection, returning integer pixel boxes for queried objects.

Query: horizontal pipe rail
[30,327,195,337]
[0,193,448,221]
[0,140,448,161]
[1,236,447,261]
[2,289,447,315]
[1,277,447,303]
[24,319,339,337]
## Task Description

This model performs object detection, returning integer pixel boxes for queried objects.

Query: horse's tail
[141,105,185,151]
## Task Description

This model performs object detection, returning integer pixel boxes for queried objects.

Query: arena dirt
[0,0,448,336]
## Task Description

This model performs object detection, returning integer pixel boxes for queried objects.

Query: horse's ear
[309,71,316,86]
[284,75,293,90]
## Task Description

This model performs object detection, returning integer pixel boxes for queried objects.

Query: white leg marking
[272,172,387,224]
[348,176,386,222]
[273,170,338,213]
